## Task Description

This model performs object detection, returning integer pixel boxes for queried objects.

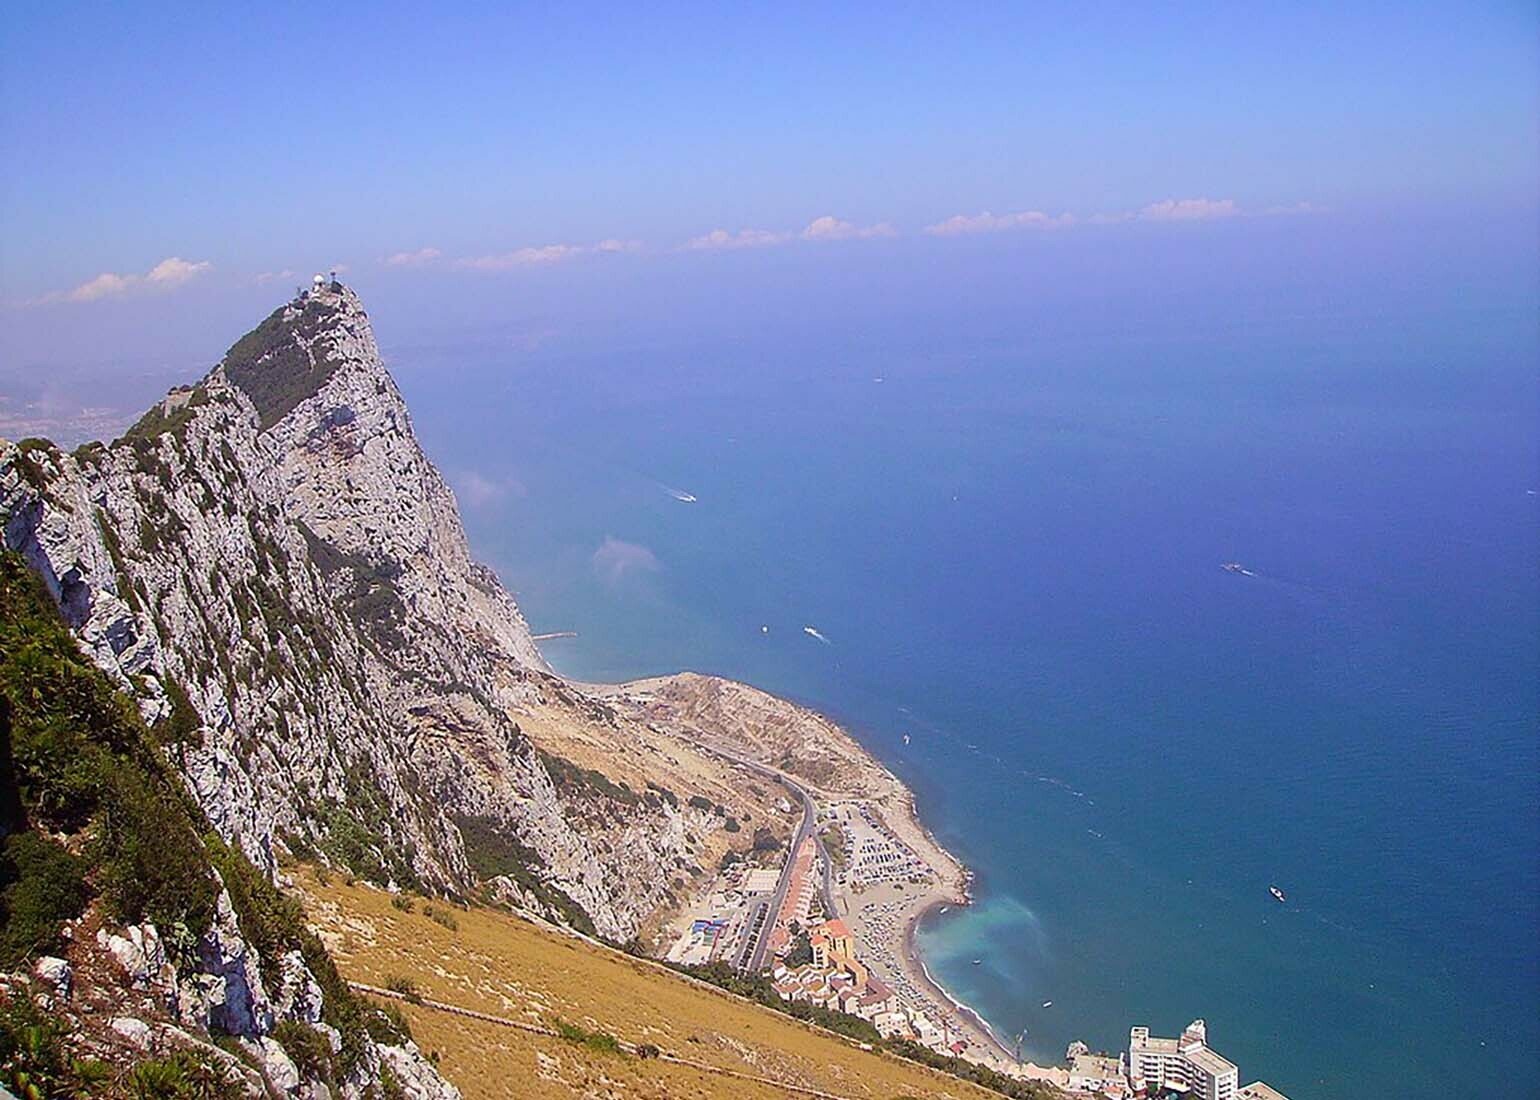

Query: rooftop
[1186,1045,1238,1078]
[1130,1032,1181,1055]
[1070,1053,1124,1080]
[1238,1084,1291,1100]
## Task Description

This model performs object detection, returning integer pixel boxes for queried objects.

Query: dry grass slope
[298,870,1004,1100]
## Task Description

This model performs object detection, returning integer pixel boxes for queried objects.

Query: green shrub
[204,835,304,988]
[154,677,203,748]
[0,833,89,966]
[453,814,594,936]
[123,1050,239,1100]
[535,750,638,806]
[365,1001,413,1048]
[380,1066,406,1100]
[385,975,422,1003]
[550,1018,622,1056]
[272,1021,334,1086]
[222,300,346,431]
[0,990,70,1096]
[94,761,217,949]
[422,904,458,932]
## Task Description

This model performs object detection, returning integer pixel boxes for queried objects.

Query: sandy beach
[595,673,1026,1070]
[854,797,1021,1069]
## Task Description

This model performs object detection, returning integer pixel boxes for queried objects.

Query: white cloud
[144,257,212,286]
[453,469,526,508]
[67,273,134,302]
[384,247,442,267]
[53,256,214,303]
[1137,197,1239,222]
[592,536,660,586]
[922,210,1074,237]
[684,227,789,251]
[800,215,897,241]
[254,268,297,285]
[456,239,637,270]
[459,245,577,269]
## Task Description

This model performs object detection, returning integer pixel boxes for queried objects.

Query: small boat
[1222,562,1256,577]
[902,734,911,745]
[1041,1001,1053,1008]
[972,959,982,966]
[1269,884,1287,904]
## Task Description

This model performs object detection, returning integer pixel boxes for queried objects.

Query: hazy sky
[1,2,1536,417]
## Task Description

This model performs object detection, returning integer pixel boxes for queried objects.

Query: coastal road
[687,738,837,972]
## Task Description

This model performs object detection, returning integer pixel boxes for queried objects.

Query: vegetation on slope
[221,296,347,430]
[0,549,408,1094]
[454,814,596,937]
[302,869,1066,1100]
[679,963,1064,1100]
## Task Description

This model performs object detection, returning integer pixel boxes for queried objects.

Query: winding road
[686,736,838,973]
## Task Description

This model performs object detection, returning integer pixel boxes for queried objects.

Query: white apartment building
[1128,1020,1237,1100]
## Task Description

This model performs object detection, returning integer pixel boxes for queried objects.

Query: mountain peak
[219,281,375,431]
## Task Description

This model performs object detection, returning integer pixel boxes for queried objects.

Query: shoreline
[884,812,1020,1069]
[574,668,1026,1072]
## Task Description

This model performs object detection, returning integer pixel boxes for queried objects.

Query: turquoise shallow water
[390,270,1538,1098]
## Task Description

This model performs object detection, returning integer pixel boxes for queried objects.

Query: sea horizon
[390,239,1539,1099]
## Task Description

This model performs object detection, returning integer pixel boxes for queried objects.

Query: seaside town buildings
[765,835,821,956]
[1127,1021,1290,1100]
[1068,1051,1130,1097]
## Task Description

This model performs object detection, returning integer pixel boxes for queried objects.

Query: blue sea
[384,220,1539,1099]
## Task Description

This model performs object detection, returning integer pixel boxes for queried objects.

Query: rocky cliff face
[0,284,697,942]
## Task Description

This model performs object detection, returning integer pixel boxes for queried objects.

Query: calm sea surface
[395,288,1538,1099]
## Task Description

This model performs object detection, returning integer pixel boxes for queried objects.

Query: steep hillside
[0,283,718,942]
[0,550,452,1098]
[299,869,1053,1100]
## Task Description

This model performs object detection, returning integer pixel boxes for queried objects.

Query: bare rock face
[0,285,694,942]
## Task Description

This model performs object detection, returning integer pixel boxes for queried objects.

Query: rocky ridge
[2,284,700,939]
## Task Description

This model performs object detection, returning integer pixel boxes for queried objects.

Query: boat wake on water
[663,485,698,503]
[803,625,832,645]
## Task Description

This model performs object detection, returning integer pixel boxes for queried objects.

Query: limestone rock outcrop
[2,284,693,940]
